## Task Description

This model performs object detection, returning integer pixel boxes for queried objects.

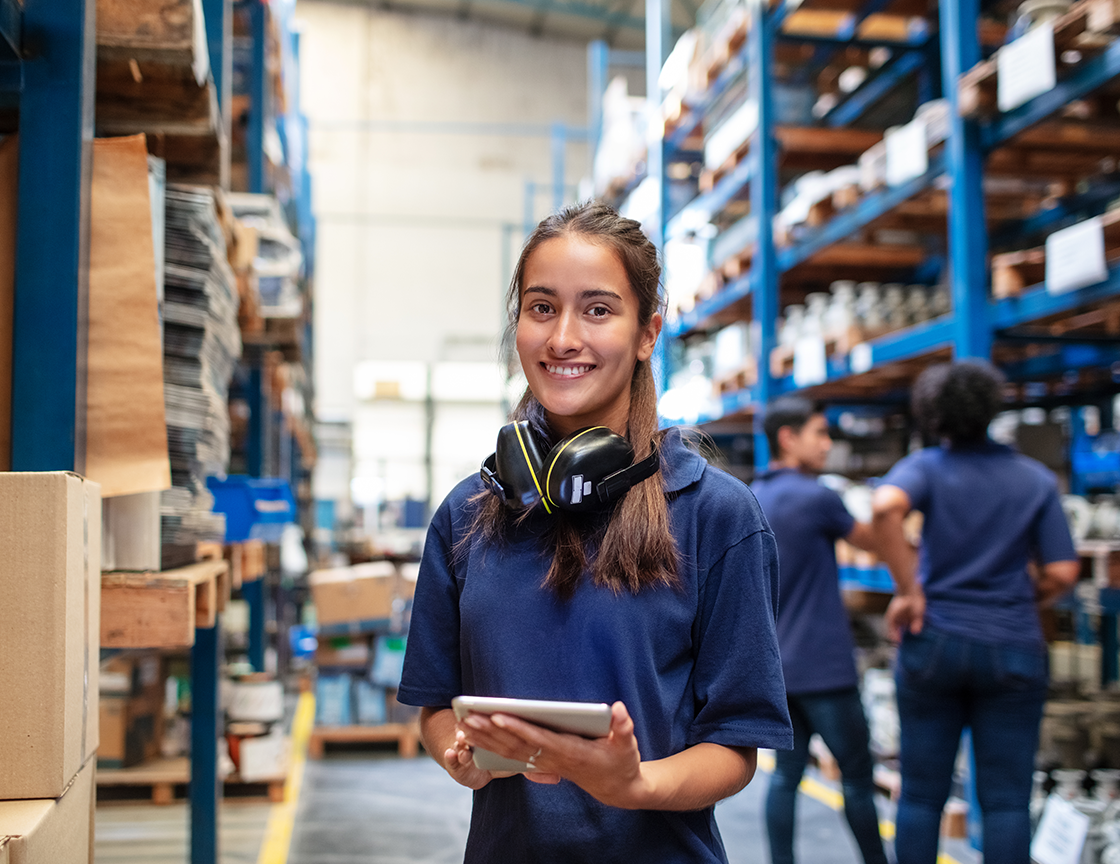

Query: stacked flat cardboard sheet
[160,185,241,565]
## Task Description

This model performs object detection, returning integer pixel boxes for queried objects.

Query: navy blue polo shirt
[882,439,1076,649]
[398,427,792,864]
[751,468,858,695]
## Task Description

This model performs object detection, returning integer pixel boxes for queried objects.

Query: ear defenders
[480,420,659,514]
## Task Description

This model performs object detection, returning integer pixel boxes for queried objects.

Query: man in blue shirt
[752,397,888,864]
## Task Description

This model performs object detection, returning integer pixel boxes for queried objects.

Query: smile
[544,364,595,377]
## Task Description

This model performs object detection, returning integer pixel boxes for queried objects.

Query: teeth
[546,364,592,377]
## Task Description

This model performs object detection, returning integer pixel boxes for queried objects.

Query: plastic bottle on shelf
[855,282,885,336]
[905,284,932,324]
[1030,770,1050,832]
[825,281,857,342]
[882,284,908,331]
[804,293,830,342]
[779,305,805,349]
[929,283,951,318]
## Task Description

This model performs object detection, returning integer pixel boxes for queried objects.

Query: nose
[547,308,582,355]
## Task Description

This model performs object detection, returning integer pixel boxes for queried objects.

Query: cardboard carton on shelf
[98,652,164,769]
[309,561,402,627]
[0,473,100,800]
[0,757,94,864]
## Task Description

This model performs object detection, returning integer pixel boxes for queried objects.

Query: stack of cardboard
[160,185,242,568]
[0,473,102,862]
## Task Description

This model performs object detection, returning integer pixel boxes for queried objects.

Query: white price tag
[1030,795,1090,864]
[998,22,1056,112]
[850,342,873,374]
[1045,216,1108,295]
[793,337,828,387]
[885,118,928,187]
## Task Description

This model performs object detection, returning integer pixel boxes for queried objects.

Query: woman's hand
[459,701,650,806]
[420,706,518,791]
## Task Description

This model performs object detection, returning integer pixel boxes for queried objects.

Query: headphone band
[595,447,659,504]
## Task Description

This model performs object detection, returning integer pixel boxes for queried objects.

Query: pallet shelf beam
[825,49,927,127]
[991,266,1120,329]
[11,0,95,472]
[981,37,1120,152]
[776,154,946,272]
[669,270,755,338]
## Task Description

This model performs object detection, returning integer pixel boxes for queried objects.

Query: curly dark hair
[912,360,1005,445]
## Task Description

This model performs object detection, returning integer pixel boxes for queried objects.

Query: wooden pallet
[96,756,285,805]
[101,560,230,649]
[991,207,1120,298]
[959,0,1120,118]
[308,723,421,759]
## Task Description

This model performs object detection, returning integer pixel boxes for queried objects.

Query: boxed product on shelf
[316,635,372,669]
[0,757,95,864]
[234,726,287,782]
[370,635,407,688]
[353,680,388,726]
[309,560,403,627]
[315,673,353,727]
[0,473,100,800]
[98,652,164,769]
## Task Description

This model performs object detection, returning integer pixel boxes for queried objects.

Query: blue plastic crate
[206,475,297,543]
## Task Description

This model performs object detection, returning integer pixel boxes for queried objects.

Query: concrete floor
[95,750,983,864]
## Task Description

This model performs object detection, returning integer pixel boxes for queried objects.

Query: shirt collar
[658,426,707,494]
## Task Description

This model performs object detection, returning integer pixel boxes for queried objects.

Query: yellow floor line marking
[755,750,963,864]
[257,691,315,864]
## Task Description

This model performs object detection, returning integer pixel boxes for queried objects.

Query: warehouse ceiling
[361,0,696,50]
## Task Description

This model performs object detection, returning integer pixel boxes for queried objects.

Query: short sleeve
[818,486,856,540]
[1031,483,1077,564]
[397,499,464,708]
[688,527,793,751]
[882,450,931,512]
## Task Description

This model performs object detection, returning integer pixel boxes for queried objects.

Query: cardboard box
[0,757,94,864]
[0,473,100,799]
[97,691,162,769]
[237,729,287,782]
[315,635,372,669]
[309,561,399,627]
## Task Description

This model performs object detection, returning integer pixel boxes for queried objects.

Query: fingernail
[465,716,484,729]
[491,714,507,728]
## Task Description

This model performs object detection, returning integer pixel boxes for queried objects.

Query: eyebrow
[523,286,623,301]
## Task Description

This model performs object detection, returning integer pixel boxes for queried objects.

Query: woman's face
[515,234,661,438]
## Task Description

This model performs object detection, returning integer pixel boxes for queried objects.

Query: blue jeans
[894,626,1047,864]
[765,686,888,864]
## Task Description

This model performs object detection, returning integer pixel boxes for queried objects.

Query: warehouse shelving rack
[1,0,299,861]
[648,0,1120,466]
[641,0,1120,845]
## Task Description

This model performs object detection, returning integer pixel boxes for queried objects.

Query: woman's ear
[636,313,662,362]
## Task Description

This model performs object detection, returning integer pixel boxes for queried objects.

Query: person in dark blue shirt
[398,202,792,863]
[872,360,1079,864]
[752,397,888,864]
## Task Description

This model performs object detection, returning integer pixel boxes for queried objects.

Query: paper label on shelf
[885,118,928,187]
[997,22,1056,112]
[1045,216,1108,295]
[1030,795,1089,864]
[850,342,873,374]
[793,337,828,387]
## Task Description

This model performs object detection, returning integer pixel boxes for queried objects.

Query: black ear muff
[482,422,659,515]
[544,427,659,512]
[483,420,552,512]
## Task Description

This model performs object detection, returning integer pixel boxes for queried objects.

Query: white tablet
[451,696,612,772]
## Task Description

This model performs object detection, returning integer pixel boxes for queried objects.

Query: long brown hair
[468,201,679,599]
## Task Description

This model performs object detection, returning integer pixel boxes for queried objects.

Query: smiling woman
[396,201,793,864]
